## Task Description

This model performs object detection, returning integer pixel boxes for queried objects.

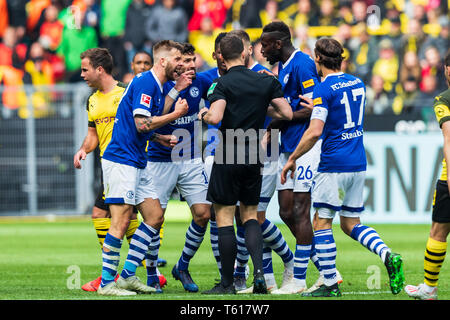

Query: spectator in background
[350,0,368,26]
[292,0,315,28]
[123,0,153,72]
[419,16,449,63]
[400,50,421,85]
[190,16,216,68]
[6,0,28,42]
[401,18,426,56]
[188,0,229,31]
[311,0,340,26]
[337,1,353,25]
[259,0,292,28]
[372,38,399,93]
[146,0,189,44]
[225,0,265,29]
[412,4,428,25]
[417,74,440,106]
[57,10,98,82]
[350,24,378,83]
[0,26,27,111]
[420,46,446,92]
[292,24,315,57]
[39,4,64,52]
[366,74,391,115]
[0,27,27,68]
[392,76,421,115]
[99,0,131,79]
[81,0,101,40]
[0,0,8,38]
[384,16,403,53]
[26,0,52,42]
[20,41,55,119]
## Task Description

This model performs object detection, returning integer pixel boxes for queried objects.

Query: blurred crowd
[0,0,448,117]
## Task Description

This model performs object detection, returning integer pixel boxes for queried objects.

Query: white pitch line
[342,290,392,295]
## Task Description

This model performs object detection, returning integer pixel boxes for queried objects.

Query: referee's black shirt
[207,65,284,165]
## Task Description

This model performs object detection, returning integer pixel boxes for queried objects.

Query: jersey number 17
[340,88,365,129]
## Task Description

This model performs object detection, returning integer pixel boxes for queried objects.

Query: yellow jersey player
[73,48,141,292]
[405,49,450,300]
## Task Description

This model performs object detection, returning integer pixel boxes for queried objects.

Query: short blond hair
[152,40,183,63]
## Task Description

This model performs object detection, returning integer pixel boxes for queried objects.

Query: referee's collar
[227,65,247,72]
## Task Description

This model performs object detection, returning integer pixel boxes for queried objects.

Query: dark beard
[165,64,179,81]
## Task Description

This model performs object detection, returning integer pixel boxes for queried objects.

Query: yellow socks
[92,218,111,248]
[424,237,447,287]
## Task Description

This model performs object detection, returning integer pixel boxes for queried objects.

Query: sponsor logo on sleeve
[302,79,315,88]
[313,97,323,106]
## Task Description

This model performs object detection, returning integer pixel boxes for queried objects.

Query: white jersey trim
[282,49,300,69]
[323,72,344,81]
[133,108,152,117]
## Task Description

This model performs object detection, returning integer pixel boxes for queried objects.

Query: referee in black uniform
[198,34,293,294]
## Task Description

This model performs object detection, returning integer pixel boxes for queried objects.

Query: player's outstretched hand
[175,70,195,91]
[280,157,296,185]
[73,149,86,169]
[299,94,314,110]
[174,98,189,117]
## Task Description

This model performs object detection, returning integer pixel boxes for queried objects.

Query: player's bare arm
[135,98,189,133]
[153,133,178,148]
[198,99,226,125]
[280,119,324,184]
[74,127,99,169]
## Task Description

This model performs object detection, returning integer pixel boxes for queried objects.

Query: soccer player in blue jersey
[259,21,325,294]
[97,40,189,296]
[146,43,213,293]
[227,29,295,294]
[281,38,404,297]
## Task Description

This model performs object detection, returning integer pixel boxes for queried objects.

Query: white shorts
[276,140,321,192]
[146,159,210,209]
[258,161,277,212]
[311,171,366,219]
[102,159,158,206]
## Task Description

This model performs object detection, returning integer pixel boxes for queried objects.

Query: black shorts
[207,163,262,206]
[432,180,450,223]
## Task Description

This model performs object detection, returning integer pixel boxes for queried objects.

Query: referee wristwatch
[201,110,208,121]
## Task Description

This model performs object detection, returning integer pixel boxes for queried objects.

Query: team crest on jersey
[126,190,135,200]
[283,74,289,84]
[140,94,151,107]
[190,86,200,98]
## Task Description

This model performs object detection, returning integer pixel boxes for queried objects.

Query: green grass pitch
[0,207,448,301]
